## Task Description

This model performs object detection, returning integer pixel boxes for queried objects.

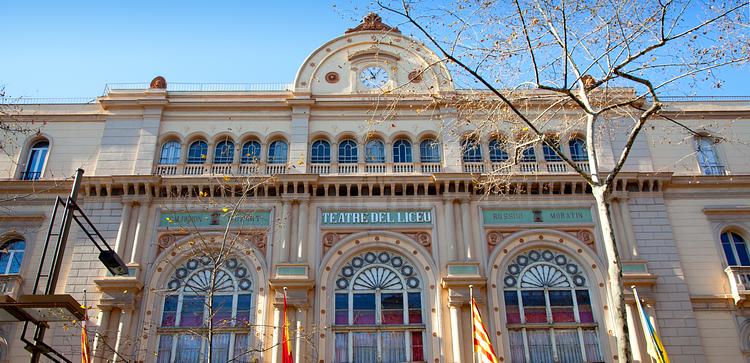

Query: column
[449,304,463,363]
[279,200,291,261]
[114,308,133,359]
[92,309,112,363]
[619,197,640,258]
[129,200,151,265]
[270,306,282,363]
[288,201,299,261]
[625,303,644,362]
[460,199,473,260]
[295,199,309,262]
[294,308,304,363]
[114,202,133,256]
[444,198,458,260]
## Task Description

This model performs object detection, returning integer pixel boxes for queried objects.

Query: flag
[281,289,294,363]
[633,287,670,363]
[81,305,91,363]
[471,297,500,363]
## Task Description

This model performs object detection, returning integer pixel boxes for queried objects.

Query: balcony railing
[725,266,750,305]
[464,160,593,175]
[156,162,445,177]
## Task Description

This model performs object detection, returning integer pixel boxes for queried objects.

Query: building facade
[1,14,750,363]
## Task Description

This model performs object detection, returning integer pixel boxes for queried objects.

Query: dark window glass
[543,140,562,161]
[489,139,509,162]
[180,296,205,327]
[159,141,181,165]
[576,290,594,323]
[520,146,537,162]
[162,295,178,326]
[392,139,413,163]
[214,140,234,164]
[569,138,588,161]
[335,293,348,325]
[408,292,422,324]
[267,141,288,164]
[22,140,49,180]
[311,140,331,164]
[241,141,261,164]
[187,141,208,164]
[504,291,521,324]
[352,293,376,324]
[211,295,233,326]
[419,139,441,163]
[338,140,358,163]
[236,294,252,326]
[381,293,404,324]
[365,140,385,163]
[462,139,482,162]
[549,290,575,322]
[521,290,547,323]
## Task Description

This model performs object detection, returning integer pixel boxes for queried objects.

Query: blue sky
[1,1,748,98]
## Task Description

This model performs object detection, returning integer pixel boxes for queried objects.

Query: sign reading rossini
[321,209,432,226]
[483,208,593,225]
[159,210,271,228]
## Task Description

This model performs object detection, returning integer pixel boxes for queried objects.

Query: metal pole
[30,168,84,363]
[469,285,477,363]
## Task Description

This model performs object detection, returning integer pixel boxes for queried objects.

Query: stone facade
[1,15,750,363]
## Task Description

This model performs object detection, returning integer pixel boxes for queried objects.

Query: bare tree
[365,1,750,361]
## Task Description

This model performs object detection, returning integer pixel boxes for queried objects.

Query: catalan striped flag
[81,305,91,363]
[633,287,670,363]
[281,289,294,363]
[471,297,500,363]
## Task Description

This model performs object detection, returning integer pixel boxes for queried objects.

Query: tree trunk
[592,185,632,362]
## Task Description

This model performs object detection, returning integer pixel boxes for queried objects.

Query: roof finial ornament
[149,76,167,89]
[345,12,401,34]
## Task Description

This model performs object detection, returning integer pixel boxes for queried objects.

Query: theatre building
[2,13,750,363]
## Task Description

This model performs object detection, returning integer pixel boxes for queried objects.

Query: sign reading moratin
[321,210,432,226]
[483,208,593,225]
[159,210,271,228]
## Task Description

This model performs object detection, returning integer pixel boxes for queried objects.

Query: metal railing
[103,82,294,94]
[0,97,97,105]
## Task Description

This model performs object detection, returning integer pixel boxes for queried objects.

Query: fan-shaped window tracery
[502,249,601,363]
[333,250,425,363]
[158,255,255,363]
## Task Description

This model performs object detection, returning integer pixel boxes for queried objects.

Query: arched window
[241,141,261,164]
[696,136,725,175]
[214,140,235,164]
[721,231,750,266]
[520,146,537,162]
[392,139,413,163]
[267,140,288,164]
[365,140,385,163]
[333,250,425,363]
[489,138,509,162]
[159,141,181,165]
[187,140,208,164]
[419,139,440,163]
[158,255,255,363]
[502,249,602,363]
[568,138,588,162]
[462,138,482,162]
[0,239,25,274]
[542,139,562,161]
[311,140,331,164]
[22,140,49,180]
[338,140,358,164]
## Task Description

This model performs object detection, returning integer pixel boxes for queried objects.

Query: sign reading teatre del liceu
[321,210,432,226]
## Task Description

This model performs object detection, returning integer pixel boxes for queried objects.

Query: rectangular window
[352,293,376,325]
[180,296,205,327]
[335,293,349,325]
[236,294,252,326]
[334,333,348,363]
[156,335,173,363]
[504,291,521,324]
[175,334,202,362]
[211,295,233,327]
[381,293,404,325]
[582,328,603,361]
[526,329,553,362]
[161,295,178,326]
[210,333,230,363]
[575,290,594,323]
[521,290,547,323]
[555,329,583,362]
[508,330,526,363]
[381,331,406,362]
[549,290,576,323]
[352,332,377,362]
[233,334,250,363]
[411,331,424,361]
[407,292,422,324]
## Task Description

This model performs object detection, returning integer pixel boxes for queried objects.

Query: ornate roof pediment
[345,13,401,34]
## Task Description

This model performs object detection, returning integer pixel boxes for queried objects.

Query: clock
[359,66,389,89]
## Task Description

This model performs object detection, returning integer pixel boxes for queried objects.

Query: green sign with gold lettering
[159,210,271,228]
[482,208,592,225]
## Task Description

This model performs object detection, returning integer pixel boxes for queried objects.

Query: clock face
[359,66,389,89]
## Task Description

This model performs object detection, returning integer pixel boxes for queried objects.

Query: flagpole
[469,285,477,363]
